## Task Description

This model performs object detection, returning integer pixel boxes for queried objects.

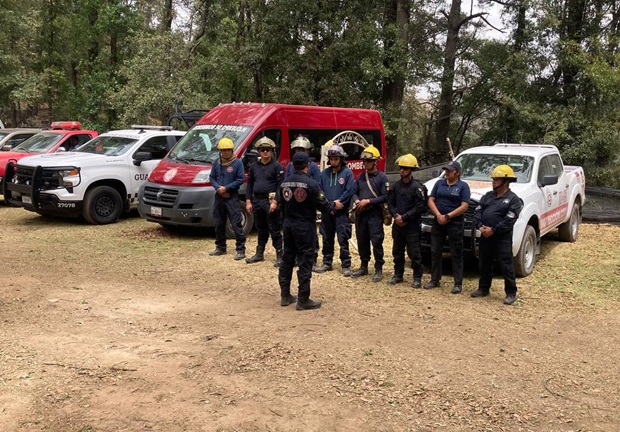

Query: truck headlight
[192,169,211,184]
[58,168,81,187]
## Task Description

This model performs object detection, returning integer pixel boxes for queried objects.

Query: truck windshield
[12,133,63,154]
[77,136,138,156]
[166,124,253,164]
[458,154,534,183]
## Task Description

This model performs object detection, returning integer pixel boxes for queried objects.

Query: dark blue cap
[442,160,462,171]
[292,152,309,165]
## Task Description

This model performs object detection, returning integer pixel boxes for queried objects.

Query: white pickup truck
[421,144,586,277]
[3,126,185,224]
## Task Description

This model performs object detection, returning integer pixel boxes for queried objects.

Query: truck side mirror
[133,151,153,166]
[56,146,67,152]
[540,174,558,186]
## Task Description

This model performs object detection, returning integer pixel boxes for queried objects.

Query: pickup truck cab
[3,125,185,224]
[0,128,42,151]
[0,121,97,186]
[422,144,586,277]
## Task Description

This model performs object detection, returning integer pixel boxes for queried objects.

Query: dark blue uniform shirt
[277,171,331,221]
[247,158,284,199]
[474,189,523,236]
[388,178,427,222]
[430,178,471,215]
[320,165,354,207]
[209,158,244,193]
[352,170,389,206]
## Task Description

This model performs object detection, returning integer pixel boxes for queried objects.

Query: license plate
[22,195,32,204]
[150,206,162,217]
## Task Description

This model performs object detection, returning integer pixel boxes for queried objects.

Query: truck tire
[83,186,123,225]
[558,202,580,242]
[514,225,537,277]
[226,201,254,239]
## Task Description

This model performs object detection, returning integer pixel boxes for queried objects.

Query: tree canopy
[0,0,618,186]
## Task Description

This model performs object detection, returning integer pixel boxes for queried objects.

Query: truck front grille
[142,186,178,208]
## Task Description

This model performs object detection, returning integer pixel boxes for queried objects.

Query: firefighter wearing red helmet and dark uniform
[471,165,523,305]
[271,152,332,310]
[350,145,389,282]
[387,154,428,288]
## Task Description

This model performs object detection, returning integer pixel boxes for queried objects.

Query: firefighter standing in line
[387,154,428,287]
[245,137,284,267]
[425,160,470,293]
[471,165,523,305]
[208,137,246,260]
[350,145,389,282]
[271,152,332,310]
[314,143,355,277]
[284,135,322,269]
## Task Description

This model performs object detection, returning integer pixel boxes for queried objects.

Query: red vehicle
[138,103,386,234]
[0,121,98,185]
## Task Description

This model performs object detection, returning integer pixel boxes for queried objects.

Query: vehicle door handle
[553,191,558,195]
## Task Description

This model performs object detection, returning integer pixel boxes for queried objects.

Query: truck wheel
[83,186,123,225]
[558,202,580,242]
[226,201,254,239]
[514,225,537,277]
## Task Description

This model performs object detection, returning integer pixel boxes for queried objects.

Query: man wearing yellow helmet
[350,144,389,282]
[471,164,523,305]
[208,137,246,260]
[387,154,428,287]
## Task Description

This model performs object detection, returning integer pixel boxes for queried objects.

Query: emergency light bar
[131,125,173,133]
[51,121,82,130]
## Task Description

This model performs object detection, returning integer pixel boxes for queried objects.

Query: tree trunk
[161,0,173,32]
[381,0,410,167]
[434,0,462,163]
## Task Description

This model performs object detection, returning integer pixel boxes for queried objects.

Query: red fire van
[138,103,386,234]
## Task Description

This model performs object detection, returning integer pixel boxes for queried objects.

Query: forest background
[0,0,619,187]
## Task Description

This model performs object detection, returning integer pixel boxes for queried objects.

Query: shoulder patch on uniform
[283,187,292,201]
[294,188,307,202]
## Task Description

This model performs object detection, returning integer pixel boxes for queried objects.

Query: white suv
[3,126,185,224]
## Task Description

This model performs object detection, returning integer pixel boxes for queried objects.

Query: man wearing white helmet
[314,142,355,276]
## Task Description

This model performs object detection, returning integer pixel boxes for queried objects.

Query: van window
[167,124,253,164]
[289,129,382,161]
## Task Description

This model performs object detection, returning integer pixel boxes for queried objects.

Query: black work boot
[504,293,518,305]
[342,267,352,277]
[274,249,283,268]
[451,285,462,294]
[245,245,265,264]
[388,274,403,285]
[372,269,383,283]
[423,281,440,289]
[314,263,333,273]
[412,277,422,288]
[280,294,297,306]
[296,298,322,310]
[209,248,226,256]
[351,264,369,279]
[234,251,246,261]
[471,289,490,298]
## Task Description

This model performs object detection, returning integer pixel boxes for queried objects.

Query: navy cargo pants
[392,222,422,279]
[478,232,517,294]
[354,208,385,270]
[279,219,316,302]
[214,194,246,253]
[252,197,283,251]
[319,210,352,269]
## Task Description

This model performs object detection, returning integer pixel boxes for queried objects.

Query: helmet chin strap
[493,178,507,191]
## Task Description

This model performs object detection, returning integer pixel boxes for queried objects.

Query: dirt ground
[1,206,619,432]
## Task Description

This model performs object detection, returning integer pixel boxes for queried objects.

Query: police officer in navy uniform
[425,160,470,293]
[350,145,389,282]
[245,137,284,267]
[387,154,428,287]
[271,152,331,310]
[314,143,355,276]
[471,165,523,305]
[208,137,246,260]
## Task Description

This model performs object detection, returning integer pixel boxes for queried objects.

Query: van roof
[196,103,383,129]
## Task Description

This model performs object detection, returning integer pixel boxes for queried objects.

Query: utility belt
[253,192,276,202]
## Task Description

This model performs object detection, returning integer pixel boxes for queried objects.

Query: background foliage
[0,0,618,185]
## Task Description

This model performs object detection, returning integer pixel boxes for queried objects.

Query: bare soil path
[1,207,619,431]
